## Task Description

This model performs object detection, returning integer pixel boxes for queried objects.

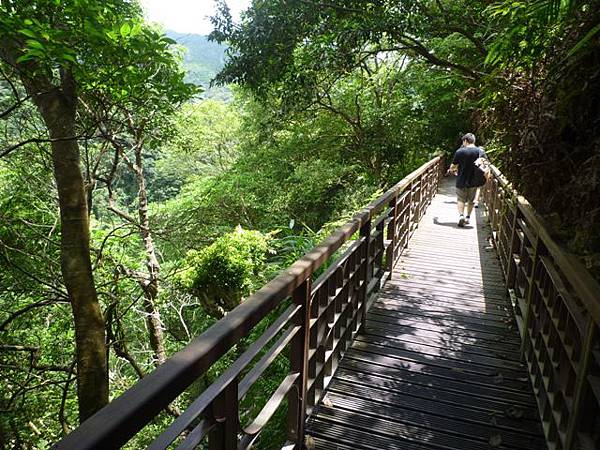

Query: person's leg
[466,201,475,220]
[474,187,480,207]
[456,188,466,226]
[465,188,476,224]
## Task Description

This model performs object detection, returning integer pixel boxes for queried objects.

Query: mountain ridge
[166,30,230,100]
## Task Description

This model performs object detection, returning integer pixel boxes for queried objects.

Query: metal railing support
[287,279,311,446]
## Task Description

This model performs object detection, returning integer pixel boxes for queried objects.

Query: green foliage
[1,0,139,73]
[211,0,488,102]
[478,0,600,261]
[1,0,196,445]
[152,100,242,201]
[485,0,564,69]
[0,153,78,448]
[179,227,270,318]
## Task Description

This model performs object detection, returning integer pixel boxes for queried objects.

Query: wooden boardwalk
[306,178,547,450]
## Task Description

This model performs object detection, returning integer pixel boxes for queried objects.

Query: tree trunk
[105,138,168,367]
[134,147,167,366]
[29,80,108,423]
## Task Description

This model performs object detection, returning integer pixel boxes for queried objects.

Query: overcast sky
[140,0,251,35]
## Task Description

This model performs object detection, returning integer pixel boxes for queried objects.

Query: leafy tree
[0,0,195,425]
[80,23,196,371]
[0,0,141,422]
[0,151,78,446]
[211,0,489,102]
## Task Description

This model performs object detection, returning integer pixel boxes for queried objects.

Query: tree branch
[0,93,33,119]
[0,64,21,98]
[0,135,82,159]
[442,26,487,55]
[298,0,363,14]
[399,34,481,79]
[59,361,77,436]
[0,244,68,301]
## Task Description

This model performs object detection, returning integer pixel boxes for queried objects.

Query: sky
[140,0,251,35]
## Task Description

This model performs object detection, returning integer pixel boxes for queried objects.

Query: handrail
[483,164,600,450]
[54,156,444,450]
[488,166,600,325]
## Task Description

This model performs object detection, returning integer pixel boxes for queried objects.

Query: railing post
[490,180,499,232]
[387,193,398,273]
[408,180,414,236]
[505,204,520,289]
[416,176,422,225]
[374,218,385,281]
[429,166,434,203]
[519,233,541,356]
[287,278,311,447]
[359,219,372,330]
[208,380,238,450]
[566,317,596,449]
[422,170,429,210]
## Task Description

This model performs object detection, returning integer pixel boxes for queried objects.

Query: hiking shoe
[465,216,470,225]
[458,215,465,227]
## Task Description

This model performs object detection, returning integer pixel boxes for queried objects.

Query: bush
[179,226,270,318]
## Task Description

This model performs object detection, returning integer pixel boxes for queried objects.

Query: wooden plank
[312,408,529,450]
[394,266,507,283]
[378,286,510,306]
[373,298,514,324]
[393,266,507,285]
[386,278,509,296]
[374,292,513,317]
[353,334,524,370]
[307,419,433,450]
[317,395,545,449]
[365,313,521,344]
[339,358,536,406]
[349,340,527,380]
[364,322,522,355]
[367,306,518,335]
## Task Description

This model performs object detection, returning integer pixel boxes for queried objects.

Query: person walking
[448,133,488,227]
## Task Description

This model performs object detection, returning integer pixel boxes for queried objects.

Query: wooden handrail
[488,165,600,325]
[483,164,600,450]
[53,156,444,450]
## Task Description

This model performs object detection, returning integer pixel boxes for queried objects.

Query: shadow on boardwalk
[305,178,547,450]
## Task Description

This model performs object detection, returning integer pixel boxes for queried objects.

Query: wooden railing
[483,166,600,450]
[54,156,444,450]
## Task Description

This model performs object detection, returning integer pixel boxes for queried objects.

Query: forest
[1,0,599,448]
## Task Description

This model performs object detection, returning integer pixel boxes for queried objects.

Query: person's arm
[448,150,460,175]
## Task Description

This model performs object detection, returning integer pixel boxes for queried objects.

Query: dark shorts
[456,186,477,203]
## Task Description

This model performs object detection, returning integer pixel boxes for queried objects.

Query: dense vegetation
[1,0,598,448]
